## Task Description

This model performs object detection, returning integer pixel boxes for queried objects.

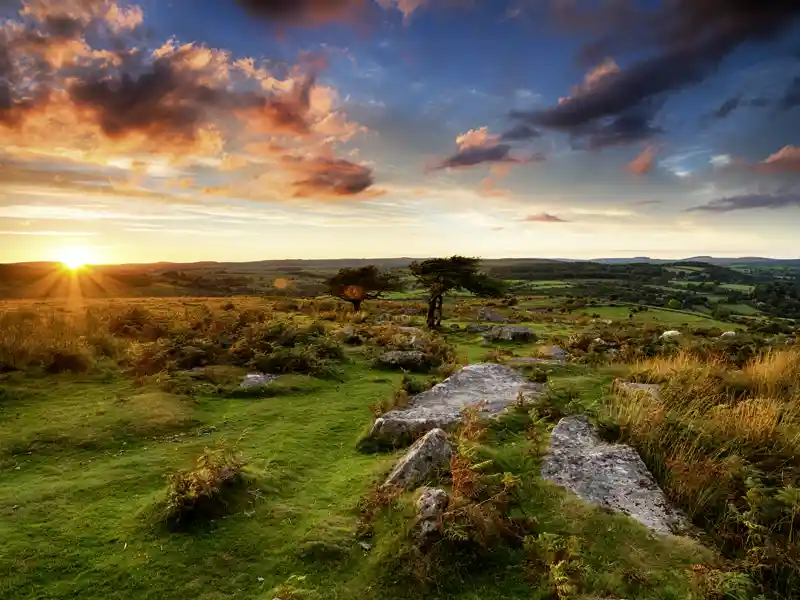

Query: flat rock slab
[541,416,687,536]
[367,363,544,447]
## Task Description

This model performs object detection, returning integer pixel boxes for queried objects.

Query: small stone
[375,350,430,371]
[359,541,372,552]
[414,487,449,544]
[660,330,682,340]
[239,372,278,389]
[720,331,737,339]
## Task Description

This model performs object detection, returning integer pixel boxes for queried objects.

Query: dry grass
[607,348,800,596]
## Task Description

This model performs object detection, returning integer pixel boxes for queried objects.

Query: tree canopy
[409,256,503,328]
[325,265,399,311]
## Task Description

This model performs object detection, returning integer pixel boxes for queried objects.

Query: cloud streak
[688,192,800,213]
[521,212,568,223]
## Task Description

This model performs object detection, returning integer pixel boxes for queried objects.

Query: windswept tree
[410,256,504,329]
[325,265,399,312]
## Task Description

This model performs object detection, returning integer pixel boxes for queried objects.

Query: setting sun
[59,246,95,270]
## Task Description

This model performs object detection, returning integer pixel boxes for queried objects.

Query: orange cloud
[627,145,656,175]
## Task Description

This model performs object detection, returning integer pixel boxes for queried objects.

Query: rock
[466,323,489,333]
[613,380,661,401]
[337,326,363,345]
[541,346,568,361]
[382,428,452,489]
[478,307,506,323]
[414,487,449,544]
[484,326,538,343]
[720,331,737,339]
[660,330,682,340]
[376,350,430,371]
[239,372,278,389]
[396,326,424,335]
[507,357,562,367]
[366,363,544,446]
[541,416,687,535]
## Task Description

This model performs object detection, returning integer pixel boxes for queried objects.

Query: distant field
[719,283,755,293]
[572,305,741,329]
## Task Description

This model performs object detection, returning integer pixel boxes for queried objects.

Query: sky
[1,0,799,264]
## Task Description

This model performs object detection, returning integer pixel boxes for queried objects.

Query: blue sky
[0,0,799,264]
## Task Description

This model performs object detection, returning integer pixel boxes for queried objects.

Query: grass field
[1,296,796,599]
[571,305,741,330]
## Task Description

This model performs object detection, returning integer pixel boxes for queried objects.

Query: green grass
[572,305,741,329]
[719,284,755,293]
[0,302,726,600]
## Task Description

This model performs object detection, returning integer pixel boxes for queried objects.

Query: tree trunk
[426,295,439,329]
[435,294,443,327]
[349,298,363,312]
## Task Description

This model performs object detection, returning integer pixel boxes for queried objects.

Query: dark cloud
[710,94,742,120]
[512,1,800,145]
[688,191,800,213]
[285,156,376,197]
[433,143,518,169]
[780,76,800,111]
[235,0,367,25]
[521,212,568,223]
[499,122,541,141]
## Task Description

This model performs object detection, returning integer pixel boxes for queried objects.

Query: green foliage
[325,265,400,310]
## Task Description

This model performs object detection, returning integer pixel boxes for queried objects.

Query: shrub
[162,443,248,527]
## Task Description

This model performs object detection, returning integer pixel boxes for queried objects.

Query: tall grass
[608,349,800,597]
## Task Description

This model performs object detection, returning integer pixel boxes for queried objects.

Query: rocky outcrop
[382,428,452,489]
[414,487,449,544]
[541,416,687,535]
[478,308,506,323]
[366,363,544,447]
[466,323,490,333]
[484,326,538,343]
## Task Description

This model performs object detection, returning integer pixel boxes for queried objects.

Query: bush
[162,444,248,527]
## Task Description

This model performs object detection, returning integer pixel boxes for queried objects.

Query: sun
[58,246,95,271]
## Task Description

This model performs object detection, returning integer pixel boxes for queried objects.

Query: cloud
[499,122,541,142]
[282,155,378,197]
[0,0,377,201]
[511,1,800,145]
[758,145,800,174]
[521,212,568,223]
[432,125,546,170]
[627,145,655,175]
[688,192,800,213]
[780,76,800,111]
[235,0,368,25]
[709,94,742,120]
[0,229,99,236]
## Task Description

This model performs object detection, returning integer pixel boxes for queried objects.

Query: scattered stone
[466,323,489,333]
[542,345,569,361]
[613,380,661,401]
[239,372,278,389]
[359,541,372,552]
[367,363,544,446]
[720,331,737,339]
[484,326,538,343]
[478,307,506,323]
[382,428,452,489]
[396,326,424,335]
[660,330,682,340]
[376,350,429,371]
[541,416,687,535]
[414,487,449,544]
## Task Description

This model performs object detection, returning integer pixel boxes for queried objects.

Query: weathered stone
[375,350,429,371]
[539,345,568,362]
[414,487,449,544]
[507,357,562,367]
[720,331,737,339]
[466,323,489,333]
[239,372,278,389]
[541,416,687,535]
[367,363,544,446]
[396,326,424,335]
[613,380,661,401]
[382,428,452,489]
[660,330,682,340]
[478,307,506,323]
[484,326,538,343]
